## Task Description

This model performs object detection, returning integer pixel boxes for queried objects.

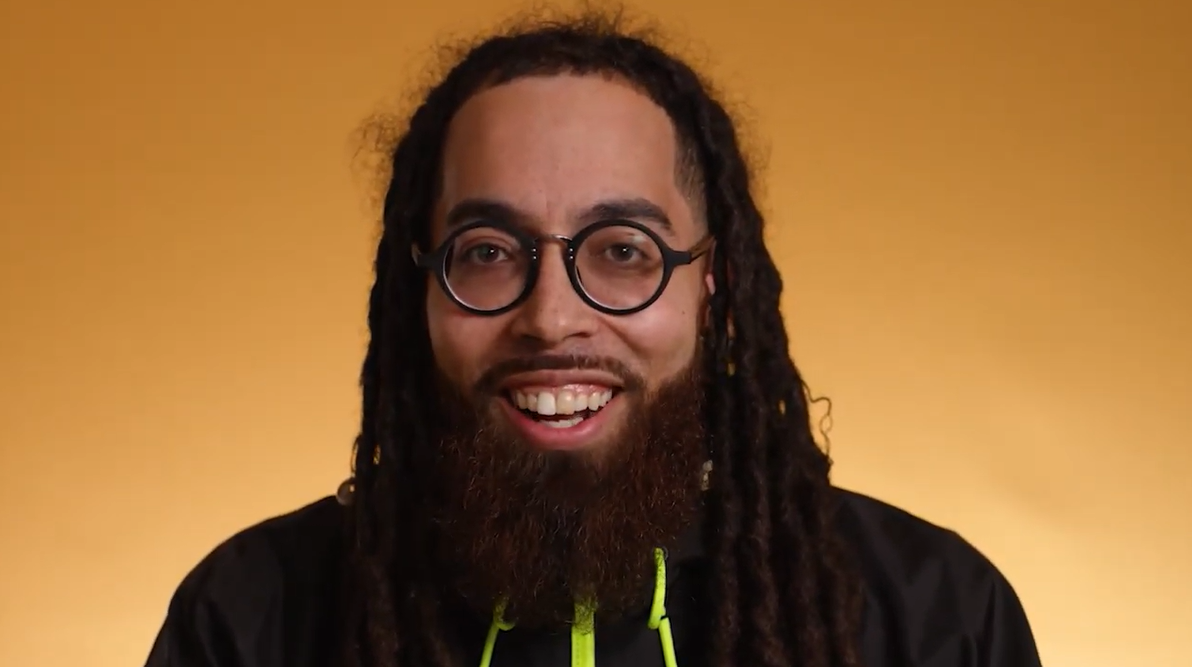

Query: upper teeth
[512,388,614,416]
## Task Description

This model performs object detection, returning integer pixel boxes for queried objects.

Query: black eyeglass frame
[412,219,715,317]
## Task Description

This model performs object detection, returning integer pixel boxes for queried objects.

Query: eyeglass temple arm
[682,236,716,263]
[410,244,434,269]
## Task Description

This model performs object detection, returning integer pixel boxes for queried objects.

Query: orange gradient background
[1,1,1189,666]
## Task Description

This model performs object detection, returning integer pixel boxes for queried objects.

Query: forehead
[436,73,693,236]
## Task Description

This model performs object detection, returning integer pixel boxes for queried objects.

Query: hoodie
[144,488,1042,667]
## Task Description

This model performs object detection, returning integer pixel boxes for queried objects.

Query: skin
[426,73,715,454]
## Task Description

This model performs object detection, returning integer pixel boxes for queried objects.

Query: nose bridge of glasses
[536,232,575,251]
[528,232,577,289]
[529,232,577,267]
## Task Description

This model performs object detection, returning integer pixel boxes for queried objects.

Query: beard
[426,353,708,630]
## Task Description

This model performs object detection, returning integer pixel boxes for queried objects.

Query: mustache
[474,354,646,395]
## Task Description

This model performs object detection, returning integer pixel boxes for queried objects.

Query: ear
[699,247,721,333]
[703,243,718,296]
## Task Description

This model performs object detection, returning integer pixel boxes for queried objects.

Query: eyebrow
[443,196,675,236]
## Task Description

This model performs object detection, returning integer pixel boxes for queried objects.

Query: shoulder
[832,486,988,578]
[174,495,345,606]
[144,496,346,667]
[831,487,1042,666]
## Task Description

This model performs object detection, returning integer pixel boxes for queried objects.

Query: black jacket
[143,488,1042,667]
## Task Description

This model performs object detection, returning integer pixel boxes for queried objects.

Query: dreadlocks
[340,8,864,667]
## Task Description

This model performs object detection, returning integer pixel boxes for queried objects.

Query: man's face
[421,73,714,627]
[426,73,712,457]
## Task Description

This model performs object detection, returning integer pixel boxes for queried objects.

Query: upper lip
[498,371,624,391]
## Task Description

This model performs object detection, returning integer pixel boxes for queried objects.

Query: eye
[460,242,510,264]
[604,243,643,263]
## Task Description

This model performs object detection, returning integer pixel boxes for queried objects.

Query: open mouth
[505,387,619,429]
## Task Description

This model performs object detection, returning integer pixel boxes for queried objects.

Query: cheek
[618,280,705,384]
[425,287,498,386]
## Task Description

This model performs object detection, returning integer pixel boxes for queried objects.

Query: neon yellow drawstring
[572,601,597,667]
[478,548,678,667]
[478,600,515,667]
[647,547,678,667]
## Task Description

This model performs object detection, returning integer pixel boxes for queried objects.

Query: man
[145,12,1042,667]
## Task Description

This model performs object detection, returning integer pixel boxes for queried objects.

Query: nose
[507,240,598,348]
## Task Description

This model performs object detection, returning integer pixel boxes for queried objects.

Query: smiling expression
[425,73,715,455]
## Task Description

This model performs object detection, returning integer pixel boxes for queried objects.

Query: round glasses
[412,219,714,316]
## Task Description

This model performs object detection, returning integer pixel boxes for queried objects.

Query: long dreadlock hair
[340,8,863,667]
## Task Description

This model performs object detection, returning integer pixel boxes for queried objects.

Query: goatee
[428,355,708,630]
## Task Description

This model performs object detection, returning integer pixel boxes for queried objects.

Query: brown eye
[604,243,643,263]
[460,243,510,264]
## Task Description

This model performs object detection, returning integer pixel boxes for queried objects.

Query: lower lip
[498,394,620,452]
